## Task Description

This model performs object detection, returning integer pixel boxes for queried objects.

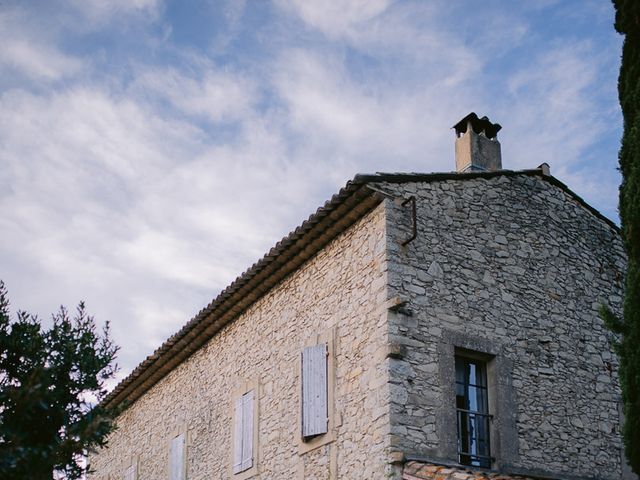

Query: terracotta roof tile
[103,166,619,411]
[403,462,552,480]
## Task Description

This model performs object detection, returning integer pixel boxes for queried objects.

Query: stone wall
[89,172,627,480]
[382,174,626,479]
[89,202,392,479]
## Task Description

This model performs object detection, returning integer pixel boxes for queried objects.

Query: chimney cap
[453,112,502,139]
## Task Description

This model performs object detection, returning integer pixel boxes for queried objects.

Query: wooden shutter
[170,433,185,480]
[123,464,136,480]
[301,343,328,438]
[232,396,244,474]
[241,390,254,471]
[233,390,254,474]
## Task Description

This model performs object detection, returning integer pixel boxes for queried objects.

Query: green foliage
[0,281,119,480]
[611,0,640,474]
[599,304,625,336]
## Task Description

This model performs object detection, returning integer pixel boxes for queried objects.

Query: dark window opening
[455,355,492,468]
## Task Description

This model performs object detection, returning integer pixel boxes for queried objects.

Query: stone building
[89,113,629,480]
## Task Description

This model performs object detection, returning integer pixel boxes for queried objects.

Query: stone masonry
[381,174,626,479]
[89,203,392,479]
[89,169,627,480]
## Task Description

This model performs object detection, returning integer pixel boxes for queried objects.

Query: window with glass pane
[455,355,491,468]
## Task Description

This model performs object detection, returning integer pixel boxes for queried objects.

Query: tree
[0,281,119,480]
[608,0,640,474]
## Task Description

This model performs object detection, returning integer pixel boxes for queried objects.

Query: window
[169,432,185,480]
[455,355,492,468]
[123,461,136,480]
[230,379,259,478]
[298,331,336,454]
[233,390,255,474]
[301,343,328,440]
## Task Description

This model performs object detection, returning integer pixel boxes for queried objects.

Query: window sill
[297,429,336,455]
[232,465,259,480]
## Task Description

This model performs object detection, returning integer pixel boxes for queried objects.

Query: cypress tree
[611,0,640,473]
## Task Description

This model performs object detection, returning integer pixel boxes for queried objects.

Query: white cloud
[275,0,393,38]
[500,43,602,170]
[0,82,327,370]
[69,0,162,24]
[0,86,205,359]
[270,47,475,176]
[493,42,620,221]
[131,66,258,123]
[0,8,84,82]
[0,0,622,378]
[131,297,193,351]
[0,39,83,81]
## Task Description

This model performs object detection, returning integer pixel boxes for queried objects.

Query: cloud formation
[0,0,622,380]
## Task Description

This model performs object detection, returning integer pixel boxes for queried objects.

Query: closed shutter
[123,464,136,480]
[232,396,244,474]
[233,390,254,474]
[170,433,185,480]
[241,390,254,471]
[301,343,328,438]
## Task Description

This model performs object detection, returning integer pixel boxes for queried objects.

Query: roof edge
[354,168,619,233]
[103,181,384,410]
[104,167,619,411]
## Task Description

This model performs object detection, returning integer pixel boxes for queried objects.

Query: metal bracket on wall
[401,196,417,246]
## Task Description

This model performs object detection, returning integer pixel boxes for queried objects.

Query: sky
[0,0,624,384]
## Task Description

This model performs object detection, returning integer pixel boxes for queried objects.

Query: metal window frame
[455,356,493,468]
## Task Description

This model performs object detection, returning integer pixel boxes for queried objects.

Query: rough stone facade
[89,203,392,479]
[382,174,626,479]
[89,170,628,480]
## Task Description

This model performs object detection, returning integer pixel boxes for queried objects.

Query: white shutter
[170,433,185,480]
[233,390,255,474]
[301,343,328,438]
[232,396,244,474]
[241,390,254,471]
[123,464,136,480]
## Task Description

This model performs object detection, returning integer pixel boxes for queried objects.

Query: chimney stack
[453,112,502,173]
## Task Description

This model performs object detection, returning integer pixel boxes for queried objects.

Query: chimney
[453,112,502,173]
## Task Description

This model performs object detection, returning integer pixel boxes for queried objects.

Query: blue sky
[0,0,623,381]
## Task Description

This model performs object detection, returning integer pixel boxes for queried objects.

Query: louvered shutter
[301,343,328,438]
[232,396,244,474]
[170,433,185,480]
[241,390,254,471]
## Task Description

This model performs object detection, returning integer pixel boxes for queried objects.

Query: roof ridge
[353,168,619,232]
[103,167,619,410]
